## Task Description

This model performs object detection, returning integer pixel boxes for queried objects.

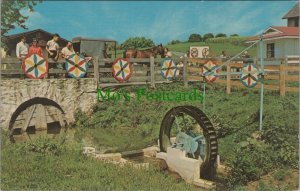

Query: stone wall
[0,79,98,129]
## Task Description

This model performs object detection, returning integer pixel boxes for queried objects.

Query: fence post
[226,64,231,94]
[150,56,155,88]
[183,57,188,87]
[94,56,99,89]
[279,58,286,97]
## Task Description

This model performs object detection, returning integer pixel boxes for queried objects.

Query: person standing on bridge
[16,36,29,61]
[28,38,43,56]
[46,33,60,62]
[61,42,75,59]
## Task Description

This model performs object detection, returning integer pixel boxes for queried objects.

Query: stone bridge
[0,78,98,130]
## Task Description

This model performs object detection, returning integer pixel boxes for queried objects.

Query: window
[266,43,275,58]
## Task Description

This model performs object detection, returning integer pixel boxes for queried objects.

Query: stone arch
[9,97,67,142]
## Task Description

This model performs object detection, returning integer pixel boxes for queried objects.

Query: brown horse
[123,44,165,59]
[123,44,166,76]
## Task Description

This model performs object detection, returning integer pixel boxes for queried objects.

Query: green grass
[1,138,197,190]
[166,38,256,57]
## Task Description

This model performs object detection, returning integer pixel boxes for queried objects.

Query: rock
[0,79,97,130]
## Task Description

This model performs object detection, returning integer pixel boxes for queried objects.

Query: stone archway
[9,97,67,143]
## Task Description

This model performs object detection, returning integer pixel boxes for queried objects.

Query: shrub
[168,40,181,45]
[203,33,214,41]
[215,33,227,38]
[121,37,155,49]
[226,138,275,187]
[188,34,202,42]
[22,137,65,156]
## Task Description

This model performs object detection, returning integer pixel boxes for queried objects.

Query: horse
[123,44,166,76]
[123,48,137,58]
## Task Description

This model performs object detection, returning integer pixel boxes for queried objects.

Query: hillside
[112,37,257,58]
[166,36,257,58]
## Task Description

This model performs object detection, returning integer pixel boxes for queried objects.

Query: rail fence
[1,55,299,96]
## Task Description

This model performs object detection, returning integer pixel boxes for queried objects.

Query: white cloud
[20,9,54,29]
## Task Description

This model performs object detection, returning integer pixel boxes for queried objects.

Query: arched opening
[9,97,67,143]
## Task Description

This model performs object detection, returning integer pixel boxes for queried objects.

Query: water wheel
[159,105,218,180]
[9,97,67,143]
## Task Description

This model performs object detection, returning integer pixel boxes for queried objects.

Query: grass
[1,137,197,190]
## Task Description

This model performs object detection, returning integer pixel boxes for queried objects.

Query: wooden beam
[226,65,231,94]
[35,104,48,131]
[150,56,155,88]
[94,56,100,88]
[279,60,286,97]
[22,105,36,132]
[183,57,188,87]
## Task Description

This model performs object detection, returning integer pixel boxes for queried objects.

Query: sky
[8,1,298,44]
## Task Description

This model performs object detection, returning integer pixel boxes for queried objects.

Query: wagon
[72,36,117,59]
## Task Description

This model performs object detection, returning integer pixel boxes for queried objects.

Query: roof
[282,3,299,19]
[4,29,69,42]
[247,26,299,42]
[72,36,116,43]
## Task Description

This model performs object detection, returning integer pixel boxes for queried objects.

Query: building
[248,3,299,60]
[2,29,69,58]
[282,3,299,27]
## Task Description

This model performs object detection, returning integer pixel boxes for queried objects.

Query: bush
[121,37,155,49]
[215,33,227,38]
[226,138,275,187]
[22,137,65,156]
[203,33,214,41]
[168,40,181,45]
[262,125,297,166]
[188,34,202,42]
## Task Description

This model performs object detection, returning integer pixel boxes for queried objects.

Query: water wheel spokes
[159,105,218,180]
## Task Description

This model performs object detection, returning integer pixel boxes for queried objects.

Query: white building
[248,3,299,60]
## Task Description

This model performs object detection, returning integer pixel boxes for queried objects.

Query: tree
[188,34,201,42]
[215,33,227,38]
[1,0,43,35]
[121,37,155,49]
[230,34,239,37]
[168,40,181,45]
[203,33,214,41]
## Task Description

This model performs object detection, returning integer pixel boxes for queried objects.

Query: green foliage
[1,139,197,190]
[230,34,239,37]
[203,33,214,41]
[262,125,298,166]
[215,33,227,38]
[188,33,202,42]
[205,36,249,46]
[1,0,43,35]
[22,137,65,156]
[272,168,291,182]
[168,39,181,45]
[226,138,275,187]
[73,109,90,128]
[121,37,155,49]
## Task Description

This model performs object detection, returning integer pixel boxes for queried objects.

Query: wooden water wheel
[9,97,67,143]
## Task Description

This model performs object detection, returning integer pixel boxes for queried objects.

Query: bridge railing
[1,56,298,96]
[0,58,95,78]
[96,57,183,88]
